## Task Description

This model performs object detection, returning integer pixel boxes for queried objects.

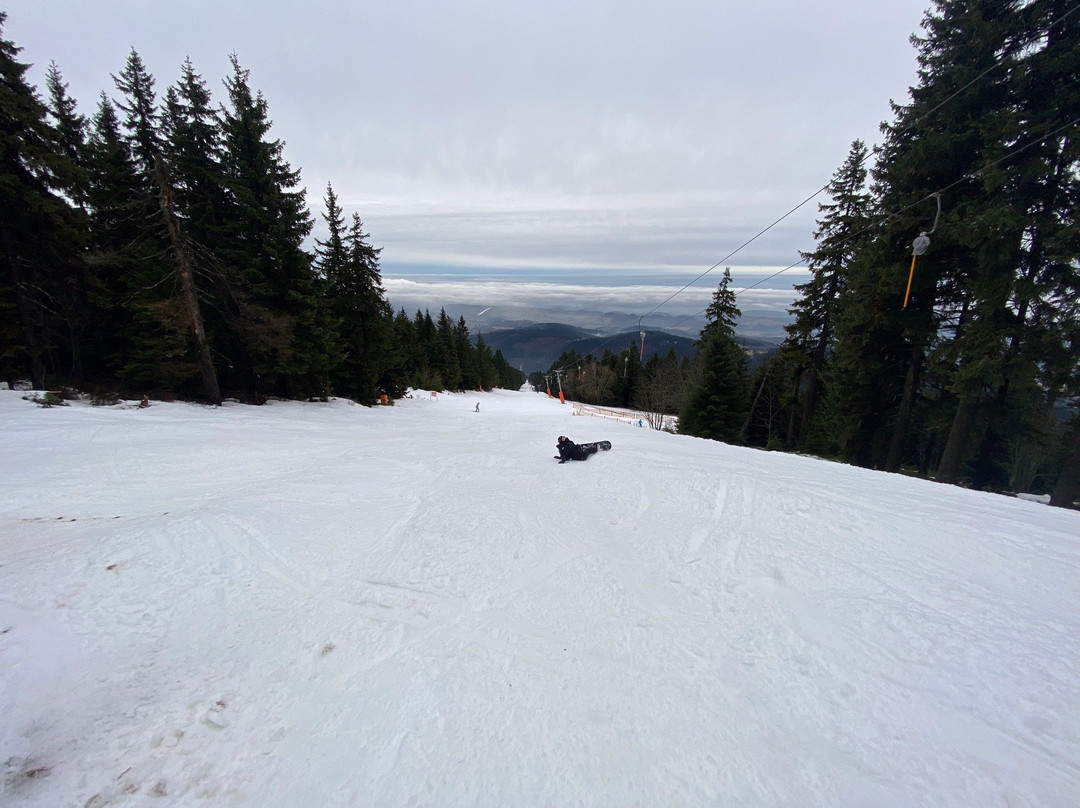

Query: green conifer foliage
[162,59,227,248]
[781,140,872,450]
[219,54,319,398]
[0,13,84,388]
[315,185,392,403]
[679,269,749,443]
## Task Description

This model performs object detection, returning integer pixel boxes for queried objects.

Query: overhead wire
[542,106,1080,381]
[539,0,1080,379]
[634,0,1080,326]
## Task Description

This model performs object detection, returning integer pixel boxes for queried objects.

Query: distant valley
[385,293,788,372]
[477,322,778,373]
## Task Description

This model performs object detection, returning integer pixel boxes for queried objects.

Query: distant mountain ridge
[478,322,777,372]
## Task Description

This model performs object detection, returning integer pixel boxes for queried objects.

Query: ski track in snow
[1,389,1078,807]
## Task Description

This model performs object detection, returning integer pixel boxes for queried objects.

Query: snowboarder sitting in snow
[555,435,598,464]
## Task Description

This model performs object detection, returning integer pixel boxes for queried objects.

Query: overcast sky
[6,0,930,308]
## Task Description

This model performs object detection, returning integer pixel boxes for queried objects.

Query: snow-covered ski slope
[1,387,1078,807]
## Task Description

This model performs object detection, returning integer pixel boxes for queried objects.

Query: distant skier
[555,435,611,463]
[475,402,480,412]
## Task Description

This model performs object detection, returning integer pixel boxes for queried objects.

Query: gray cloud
[8,0,927,285]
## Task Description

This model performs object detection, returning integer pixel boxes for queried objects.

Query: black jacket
[557,438,597,462]
[556,438,580,462]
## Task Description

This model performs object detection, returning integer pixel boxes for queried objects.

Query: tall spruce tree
[782,140,872,450]
[42,61,93,380]
[0,13,84,388]
[112,50,162,187]
[435,308,462,390]
[162,59,228,249]
[414,309,439,389]
[315,189,392,403]
[81,93,144,379]
[110,49,223,399]
[343,212,392,399]
[919,0,1080,488]
[828,0,1018,471]
[678,268,749,442]
[44,62,88,207]
[219,54,321,398]
[1017,0,1080,503]
[110,49,186,391]
[315,185,387,402]
[387,308,419,393]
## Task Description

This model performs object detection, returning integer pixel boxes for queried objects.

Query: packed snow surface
[1,388,1078,807]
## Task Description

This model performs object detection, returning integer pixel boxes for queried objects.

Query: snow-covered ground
[1,387,1078,807]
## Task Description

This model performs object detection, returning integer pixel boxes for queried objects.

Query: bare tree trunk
[740,361,772,440]
[1050,427,1080,509]
[937,397,978,484]
[1,224,47,390]
[154,156,221,406]
[885,342,922,473]
[784,367,803,448]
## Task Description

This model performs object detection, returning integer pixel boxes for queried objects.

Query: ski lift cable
[740,113,1080,306]
[543,113,1080,378]
[540,259,815,379]
[630,5,1080,333]
[542,14,1080,379]
[637,183,830,325]
[642,109,1080,337]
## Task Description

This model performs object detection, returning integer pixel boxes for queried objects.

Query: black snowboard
[555,440,612,461]
[580,440,612,452]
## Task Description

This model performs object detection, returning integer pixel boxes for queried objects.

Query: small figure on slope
[555,435,612,463]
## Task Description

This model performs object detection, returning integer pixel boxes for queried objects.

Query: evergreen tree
[387,307,420,394]
[345,212,392,397]
[474,333,498,390]
[162,58,227,248]
[81,93,143,379]
[314,183,347,282]
[414,309,440,389]
[112,50,161,184]
[315,185,391,403]
[455,316,477,390]
[491,348,523,390]
[1017,0,1080,503]
[42,61,93,379]
[920,0,1079,488]
[434,308,462,390]
[219,54,318,398]
[782,140,871,449]
[616,343,642,408]
[109,50,204,394]
[44,61,88,206]
[742,350,796,448]
[828,0,1018,471]
[0,13,84,388]
[679,269,749,442]
[84,96,142,251]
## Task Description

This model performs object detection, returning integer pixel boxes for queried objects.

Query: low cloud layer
[382,266,807,325]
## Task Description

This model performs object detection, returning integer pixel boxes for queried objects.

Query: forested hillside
[0,15,523,403]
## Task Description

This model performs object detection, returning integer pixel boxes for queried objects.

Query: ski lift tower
[553,369,566,404]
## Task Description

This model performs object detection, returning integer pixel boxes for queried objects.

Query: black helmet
[558,435,567,443]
